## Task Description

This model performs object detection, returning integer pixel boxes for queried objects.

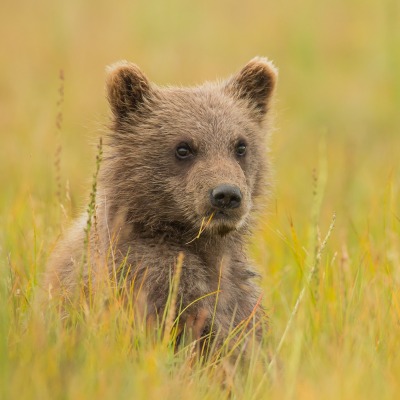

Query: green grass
[1,0,400,398]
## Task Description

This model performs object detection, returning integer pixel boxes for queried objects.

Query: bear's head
[103,58,277,238]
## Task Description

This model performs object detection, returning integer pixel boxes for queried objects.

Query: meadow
[1,0,399,398]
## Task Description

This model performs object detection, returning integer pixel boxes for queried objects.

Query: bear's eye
[235,141,247,157]
[175,143,193,160]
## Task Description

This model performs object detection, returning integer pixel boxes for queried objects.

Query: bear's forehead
[154,87,256,143]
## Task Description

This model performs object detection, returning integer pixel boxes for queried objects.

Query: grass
[1,0,400,398]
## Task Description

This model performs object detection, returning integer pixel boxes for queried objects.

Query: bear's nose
[210,184,242,210]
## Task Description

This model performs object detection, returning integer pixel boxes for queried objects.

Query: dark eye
[175,143,193,159]
[235,141,247,157]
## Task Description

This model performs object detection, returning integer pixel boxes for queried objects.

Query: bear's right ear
[106,61,152,119]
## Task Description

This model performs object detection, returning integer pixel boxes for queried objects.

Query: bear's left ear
[225,57,278,122]
[106,61,152,120]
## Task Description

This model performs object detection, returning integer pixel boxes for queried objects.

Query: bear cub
[45,57,278,352]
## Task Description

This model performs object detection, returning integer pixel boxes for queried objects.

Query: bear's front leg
[120,245,214,346]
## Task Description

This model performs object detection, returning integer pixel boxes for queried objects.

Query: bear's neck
[128,219,247,262]
[130,219,246,246]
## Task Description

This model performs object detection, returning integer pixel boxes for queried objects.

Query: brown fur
[44,58,278,352]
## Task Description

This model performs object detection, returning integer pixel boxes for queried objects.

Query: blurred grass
[1,0,399,399]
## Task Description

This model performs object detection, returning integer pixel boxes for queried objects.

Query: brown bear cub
[44,57,278,353]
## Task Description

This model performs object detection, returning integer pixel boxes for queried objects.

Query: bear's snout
[210,184,242,210]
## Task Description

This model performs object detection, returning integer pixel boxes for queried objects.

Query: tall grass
[1,0,399,398]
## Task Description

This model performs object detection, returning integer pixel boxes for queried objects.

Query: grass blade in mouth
[185,212,215,245]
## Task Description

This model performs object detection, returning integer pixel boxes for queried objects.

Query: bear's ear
[225,57,278,121]
[106,61,152,119]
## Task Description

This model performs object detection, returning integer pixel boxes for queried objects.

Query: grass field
[1,0,400,398]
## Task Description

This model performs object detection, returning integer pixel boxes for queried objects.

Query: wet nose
[210,185,242,210]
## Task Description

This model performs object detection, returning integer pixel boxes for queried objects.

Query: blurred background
[1,0,399,397]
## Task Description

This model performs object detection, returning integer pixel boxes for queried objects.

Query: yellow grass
[1,0,399,398]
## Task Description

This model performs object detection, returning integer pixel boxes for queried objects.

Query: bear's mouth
[204,209,245,235]
[191,202,248,238]
[213,210,228,219]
